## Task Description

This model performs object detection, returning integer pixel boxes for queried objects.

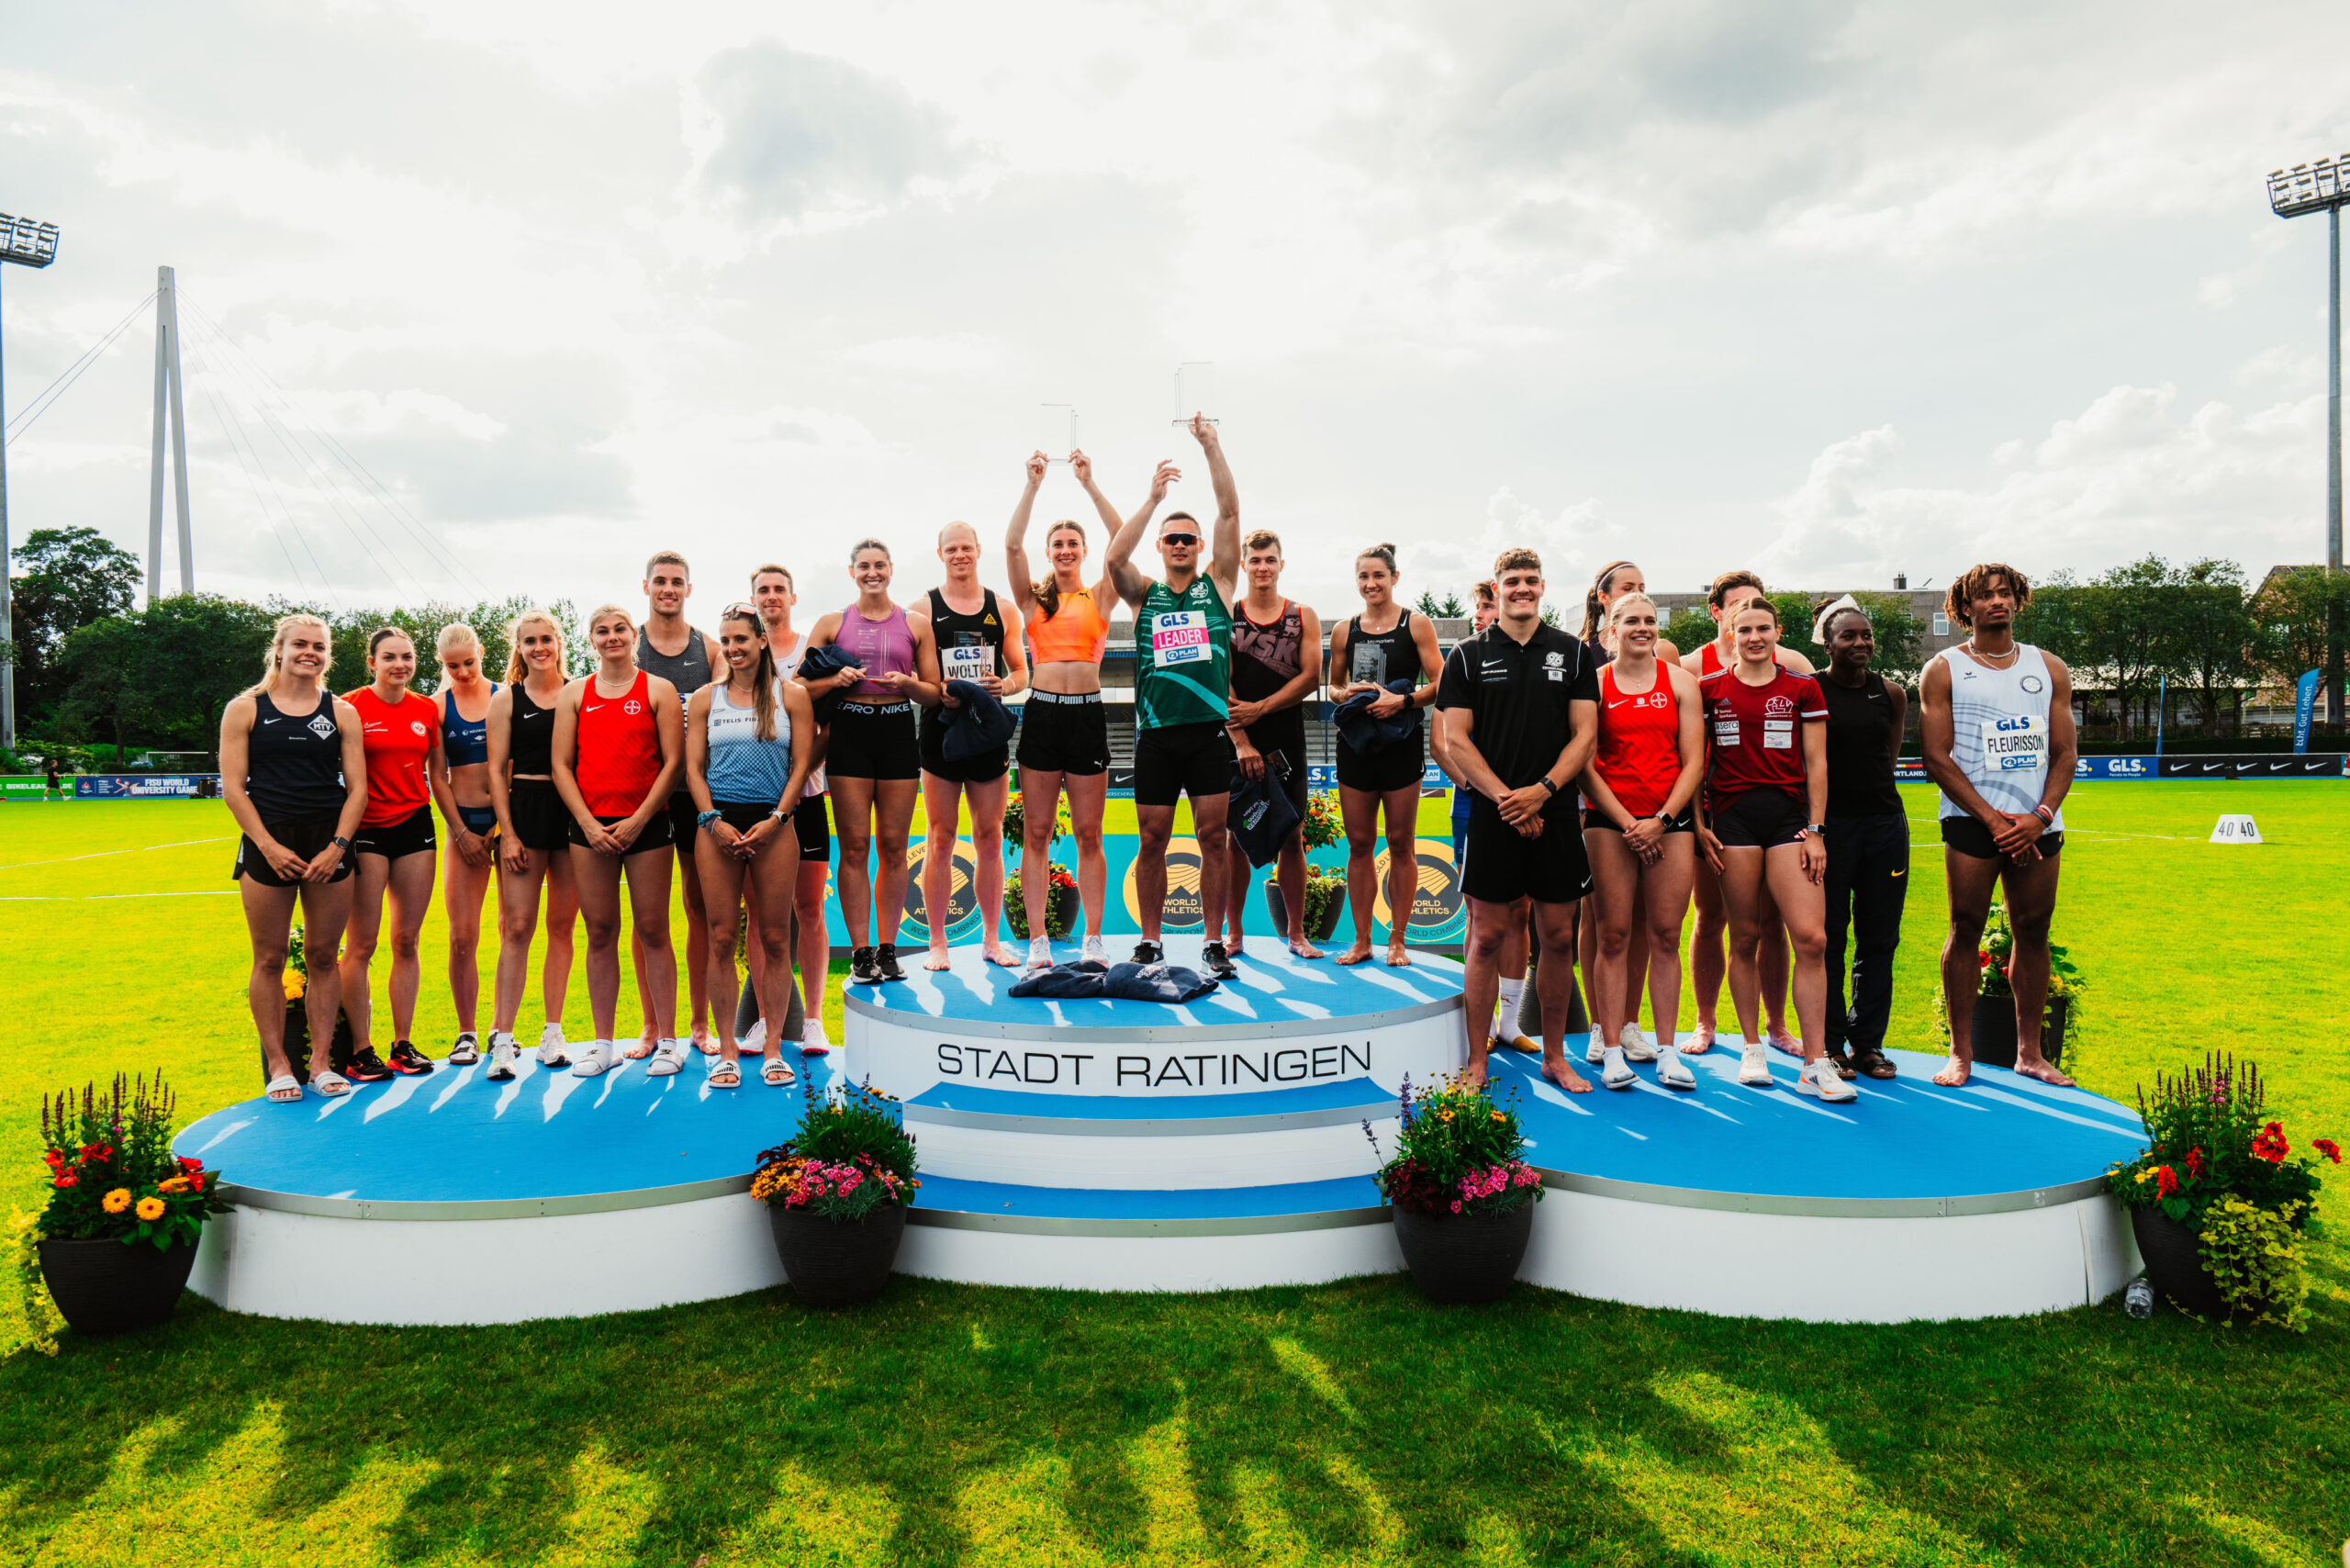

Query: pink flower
[1450,1200,1462,1213]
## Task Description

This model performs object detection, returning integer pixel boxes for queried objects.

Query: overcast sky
[5,1,2346,622]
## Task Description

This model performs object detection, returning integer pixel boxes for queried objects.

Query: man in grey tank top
[639,550,725,1054]
[1919,563,2076,1089]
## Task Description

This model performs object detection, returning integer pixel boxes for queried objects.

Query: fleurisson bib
[1936,643,2064,828]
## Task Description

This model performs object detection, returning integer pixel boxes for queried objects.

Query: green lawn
[2,788,2345,1566]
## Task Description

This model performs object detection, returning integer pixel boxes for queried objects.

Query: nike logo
[1890,869,1907,878]
[259,716,283,725]
[585,704,607,713]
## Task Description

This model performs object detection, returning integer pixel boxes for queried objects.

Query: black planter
[2130,1205,2231,1319]
[1006,883,1080,943]
[767,1204,908,1307]
[36,1236,199,1337]
[269,996,353,1089]
[1392,1202,1536,1304]
[1264,881,1346,943]
[1968,993,2068,1070]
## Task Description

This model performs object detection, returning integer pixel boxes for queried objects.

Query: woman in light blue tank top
[685,607,816,1090]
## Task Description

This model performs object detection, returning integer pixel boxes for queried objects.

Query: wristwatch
[1538,777,1560,796]
[330,834,351,851]
[697,809,722,833]
[1652,809,1673,824]
[769,805,790,821]
[1804,823,1827,837]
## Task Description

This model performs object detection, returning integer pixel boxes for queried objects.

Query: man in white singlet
[1919,562,2076,1089]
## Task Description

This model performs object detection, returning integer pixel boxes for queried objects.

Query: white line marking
[0,835,235,872]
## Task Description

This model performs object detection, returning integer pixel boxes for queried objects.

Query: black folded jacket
[942,679,1018,760]
[1008,959,1220,1003]
[1226,767,1301,868]
[1336,679,1419,754]
[794,644,860,726]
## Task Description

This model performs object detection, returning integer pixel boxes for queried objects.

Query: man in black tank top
[917,524,1029,969]
[641,551,725,1051]
[1220,529,1324,958]
[1815,604,1908,1081]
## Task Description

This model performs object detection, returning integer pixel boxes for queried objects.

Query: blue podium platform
[178,943,2146,1325]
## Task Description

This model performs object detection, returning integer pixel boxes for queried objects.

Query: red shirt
[1592,663,1684,817]
[1700,666,1826,812]
[574,668,664,816]
[345,687,438,829]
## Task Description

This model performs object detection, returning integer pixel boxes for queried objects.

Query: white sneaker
[486,1035,519,1081]
[1656,1047,1696,1092]
[536,1024,570,1068]
[1797,1056,1857,1103]
[1600,1046,1636,1090]
[570,1041,611,1078]
[800,1017,832,1056]
[741,1018,767,1053]
[1737,1041,1774,1087]
[1583,1034,1607,1065]
[1617,1025,1658,1063]
[646,1039,687,1077]
[1080,935,1109,964]
[1027,936,1055,969]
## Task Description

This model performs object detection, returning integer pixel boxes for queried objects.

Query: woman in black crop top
[218,612,369,1103]
[1326,544,1444,967]
[481,610,583,1080]
[1815,601,1908,1081]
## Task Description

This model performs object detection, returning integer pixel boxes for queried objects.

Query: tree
[1663,607,1716,657]
[2167,558,2255,735]
[59,595,276,754]
[6,528,141,726]
[1415,589,1465,620]
[1852,592,1925,685]
[2251,566,2350,719]
[2076,556,2177,737]
[273,593,584,693]
[1769,591,1824,670]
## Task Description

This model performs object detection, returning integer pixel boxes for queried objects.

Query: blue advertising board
[73,774,218,799]
[2295,668,2321,754]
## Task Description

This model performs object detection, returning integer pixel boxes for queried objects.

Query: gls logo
[1990,717,2036,733]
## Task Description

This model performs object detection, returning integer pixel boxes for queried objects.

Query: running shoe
[345,1047,396,1083]
[446,1032,481,1067]
[536,1023,570,1069]
[800,1017,832,1057]
[1202,942,1237,980]
[1656,1047,1696,1092]
[1131,940,1164,965]
[1617,1025,1658,1063]
[570,1041,611,1078]
[1026,936,1056,969]
[646,1039,687,1077]
[1850,1047,1898,1081]
[387,1041,437,1076]
[1583,1034,1608,1066]
[1736,1041,1774,1087]
[1797,1056,1857,1103]
[849,946,881,985]
[486,1034,519,1081]
[875,943,907,982]
[1600,1046,1637,1091]
[1080,935,1109,964]
[741,1018,765,1055]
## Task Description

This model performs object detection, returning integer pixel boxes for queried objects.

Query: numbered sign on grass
[2209,814,2262,845]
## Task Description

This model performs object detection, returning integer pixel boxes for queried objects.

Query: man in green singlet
[1098,415,1243,977]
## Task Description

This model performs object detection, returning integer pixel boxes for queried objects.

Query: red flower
[2184,1147,2204,1180]
[2155,1166,2178,1198]
[51,1173,78,1190]
[2250,1122,2289,1165]
[2313,1138,2342,1165]
[177,1157,203,1174]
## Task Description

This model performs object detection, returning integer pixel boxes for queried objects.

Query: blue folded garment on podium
[940,679,1017,760]
[794,644,861,725]
[1226,767,1300,868]
[1336,679,1419,754]
[1009,959,1220,1003]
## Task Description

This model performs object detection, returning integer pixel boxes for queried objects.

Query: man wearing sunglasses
[1098,414,1244,978]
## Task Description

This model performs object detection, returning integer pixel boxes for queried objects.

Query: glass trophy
[1171,363,1217,426]
[1039,404,1078,463]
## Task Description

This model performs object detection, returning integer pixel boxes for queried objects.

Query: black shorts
[232,815,357,888]
[508,778,570,855]
[666,791,701,851]
[708,799,791,836]
[353,803,436,861]
[1711,790,1807,850]
[1134,720,1233,808]
[795,790,832,862]
[1460,795,1589,906]
[1016,693,1109,776]
[1583,803,1695,834]
[457,803,498,837]
[919,716,1011,784]
[826,701,921,781]
[1942,815,2064,860]
[1337,729,1426,793]
[566,809,677,854]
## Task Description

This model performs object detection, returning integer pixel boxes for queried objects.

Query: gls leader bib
[1134,576,1231,729]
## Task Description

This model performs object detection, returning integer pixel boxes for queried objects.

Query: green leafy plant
[1364,1075,1545,1217]
[1002,791,1069,851]
[1934,900,2086,1057]
[2196,1195,2311,1330]
[751,1077,920,1223]
[37,1074,227,1250]
[1268,866,1346,935]
[1004,863,1078,941]
[2108,1054,2334,1226]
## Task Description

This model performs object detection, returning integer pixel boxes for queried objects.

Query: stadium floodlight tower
[0,212,62,754]
[2269,156,2348,725]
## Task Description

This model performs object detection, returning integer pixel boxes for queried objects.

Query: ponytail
[1583,560,1639,642]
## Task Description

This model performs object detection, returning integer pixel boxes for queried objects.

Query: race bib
[1762,719,1793,751]
[1152,610,1209,668]
[1983,714,2046,773]
[943,640,992,685]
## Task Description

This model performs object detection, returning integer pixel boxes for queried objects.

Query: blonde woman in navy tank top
[483,610,582,1080]
[432,622,500,1064]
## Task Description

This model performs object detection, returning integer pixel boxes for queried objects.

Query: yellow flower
[283,973,307,1001]
[158,1177,189,1194]
[2135,1169,2153,1184]
[135,1197,167,1222]
[102,1189,133,1215]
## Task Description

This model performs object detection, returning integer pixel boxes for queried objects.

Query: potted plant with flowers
[2108,1053,2337,1328]
[1364,1075,1545,1303]
[31,1074,227,1336]
[1005,862,1080,943]
[273,923,352,1087]
[752,1075,921,1307]
[1942,901,2086,1069]
[1265,790,1348,941]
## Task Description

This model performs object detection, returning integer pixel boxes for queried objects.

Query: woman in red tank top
[1578,595,1706,1091]
[551,604,685,1078]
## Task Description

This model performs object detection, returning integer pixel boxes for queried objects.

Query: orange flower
[102,1188,133,1215]
[158,1177,190,1194]
[135,1196,167,1222]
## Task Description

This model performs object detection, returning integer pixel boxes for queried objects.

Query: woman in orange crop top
[1003,448,1117,967]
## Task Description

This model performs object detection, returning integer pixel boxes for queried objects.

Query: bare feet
[1767,1023,1802,1057]
[1692,1022,1718,1052]
[622,1037,655,1060]
[1931,1053,1973,1088]
[981,941,1020,969]
[690,1024,713,1052]
[2013,1057,2076,1088]
[1385,942,1412,967]
[923,945,954,972]
[1336,938,1373,967]
[1289,935,1325,959]
[1541,1056,1595,1094]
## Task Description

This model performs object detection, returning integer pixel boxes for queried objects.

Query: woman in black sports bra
[482,610,582,1080]
[1325,543,1444,967]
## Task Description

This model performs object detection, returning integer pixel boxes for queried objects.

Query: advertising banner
[73,774,218,799]
[1,777,55,801]
[2155,754,2346,780]
[2295,668,2321,754]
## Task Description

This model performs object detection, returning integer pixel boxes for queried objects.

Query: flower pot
[1007,882,1080,943]
[271,998,353,1089]
[36,1236,199,1337]
[1392,1203,1536,1305]
[1967,993,2067,1070]
[2129,1205,2230,1320]
[767,1204,907,1308]
[1264,881,1346,943]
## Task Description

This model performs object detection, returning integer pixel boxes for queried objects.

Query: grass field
[2,786,2345,1566]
